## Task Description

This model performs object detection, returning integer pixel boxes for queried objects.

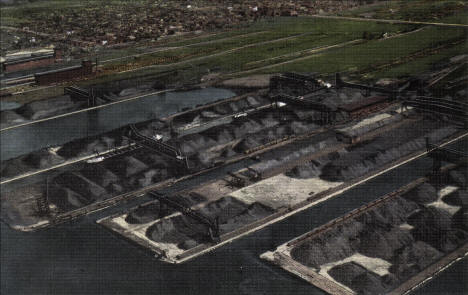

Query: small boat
[86,156,105,163]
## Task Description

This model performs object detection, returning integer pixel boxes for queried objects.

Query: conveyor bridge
[128,124,189,168]
[272,93,334,124]
[149,192,220,242]
[270,72,324,93]
[403,96,468,123]
[426,137,468,176]
[64,86,98,106]
[335,73,399,98]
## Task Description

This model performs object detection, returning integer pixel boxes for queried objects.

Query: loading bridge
[64,86,97,107]
[128,124,189,168]
[149,192,220,242]
[272,93,334,124]
[270,72,324,93]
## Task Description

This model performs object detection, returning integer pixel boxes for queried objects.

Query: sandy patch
[230,174,342,210]
[221,74,272,88]
[339,113,392,133]
[318,253,393,293]
[132,227,185,258]
[399,223,414,231]
[427,185,460,215]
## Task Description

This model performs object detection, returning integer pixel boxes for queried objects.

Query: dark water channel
[0,88,236,161]
[1,139,467,295]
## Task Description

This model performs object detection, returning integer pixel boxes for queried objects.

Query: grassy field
[244,25,466,74]
[91,17,465,84]
[337,0,468,24]
[365,43,467,81]
[100,18,409,70]
[2,2,466,102]
[94,17,414,80]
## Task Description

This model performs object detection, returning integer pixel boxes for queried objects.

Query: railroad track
[1,75,35,89]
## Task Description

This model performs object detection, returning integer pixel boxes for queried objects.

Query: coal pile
[321,120,459,181]
[171,95,269,129]
[145,196,273,250]
[54,130,122,158]
[286,159,323,179]
[0,156,31,179]
[125,202,163,224]
[53,172,107,201]
[125,193,207,224]
[329,262,397,295]
[0,130,123,182]
[1,150,65,180]
[290,166,467,295]
[48,186,92,211]
[171,103,321,168]
[47,149,180,211]
[0,95,87,129]
[23,150,64,169]
[0,110,28,129]
[0,90,321,183]
[5,93,326,214]
[58,134,120,158]
[249,136,338,175]
[16,95,84,121]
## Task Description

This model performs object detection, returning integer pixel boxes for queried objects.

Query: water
[0,101,21,111]
[2,139,466,295]
[0,88,236,161]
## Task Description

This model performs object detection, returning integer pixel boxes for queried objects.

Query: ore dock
[1,1,467,294]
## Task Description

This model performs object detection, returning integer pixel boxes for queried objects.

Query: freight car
[1,48,62,73]
[34,60,93,85]
[338,95,390,118]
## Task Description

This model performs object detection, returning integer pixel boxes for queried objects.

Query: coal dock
[1,72,467,273]
[261,158,468,295]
